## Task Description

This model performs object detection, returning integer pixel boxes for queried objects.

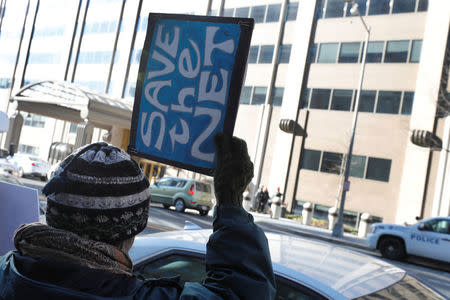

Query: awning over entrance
[11,80,133,130]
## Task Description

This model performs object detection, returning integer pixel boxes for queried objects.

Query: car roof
[130,229,405,299]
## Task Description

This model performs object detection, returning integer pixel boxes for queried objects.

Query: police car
[367,216,450,262]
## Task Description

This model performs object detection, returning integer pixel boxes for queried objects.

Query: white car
[7,153,51,181]
[130,229,445,299]
[367,217,450,263]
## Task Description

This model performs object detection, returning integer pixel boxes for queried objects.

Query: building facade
[0,0,448,226]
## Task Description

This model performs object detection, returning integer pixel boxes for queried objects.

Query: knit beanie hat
[42,142,150,244]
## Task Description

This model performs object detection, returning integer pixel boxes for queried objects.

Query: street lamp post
[332,2,370,238]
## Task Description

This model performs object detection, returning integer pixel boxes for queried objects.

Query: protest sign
[0,181,39,255]
[128,13,254,175]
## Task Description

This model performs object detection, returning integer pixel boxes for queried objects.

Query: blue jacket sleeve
[180,204,276,300]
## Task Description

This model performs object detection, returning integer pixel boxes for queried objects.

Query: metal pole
[332,11,370,238]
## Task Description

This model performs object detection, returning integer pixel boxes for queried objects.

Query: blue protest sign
[128,14,254,175]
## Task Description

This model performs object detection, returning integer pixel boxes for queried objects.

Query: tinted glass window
[369,0,390,15]
[315,0,325,19]
[366,157,391,182]
[286,2,299,21]
[259,45,274,63]
[393,0,415,13]
[248,46,259,63]
[301,149,321,171]
[377,91,401,114]
[223,8,234,17]
[350,155,366,178]
[385,41,409,63]
[410,40,422,62]
[278,44,292,63]
[339,42,361,63]
[251,5,266,23]
[325,0,345,18]
[195,182,211,193]
[235,7,249,18]
[308,43,318,63]
[320,152,342,174]
[331,89,353,111]
[310,89,331,110]
[301,88,311,109]
[175,180,187,187]
[365,41,384,63]
[417,0,428,11]
[271,87,284,106]
[358,90,376,112]
[240,86,252,104]
[401,92,414,115]
[252,87,267,105]
[346,0,367,16]
[266,4,281,22]
[317,43,338,63]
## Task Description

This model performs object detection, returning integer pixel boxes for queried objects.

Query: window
[330,89,353,111]
[252,87,267,105]
[208,9,217,16]
[317,43,338,63]
[401,92,414,115]
[310,89,331,110]
[248,46,259,63]
[385,41,409,63]
[278,44,292,63]
[18,144,39,156]
[320,152,342,174]
[266,4,281,22]
[286,2,298,21]
[350,155,366,178]
[417,0,428,11]
[258,45,274,63]
[366,157,391,182]
[271,87,284,106]
[315,0,325,19]
[250,5,266,23]
[0,78,11,89]
[69,123,78,133]
[24,114,46,128]
[300,88,311,109]
[422,219,450,234]
[223,8,234,17]
[377,91,402,114]
[307,43,317,63]
[301,149,321,171]
[369,0,390,15]
[346,0,366,16]
[365,41,384,63]
[325,0,345,18]
[343,210,358,227]
[392,0,416,13]
[313,204,330,220]
[410,40,422,63]
[240,86,252,104]
[235,7,249,18]
[358,90,376,113]
[339,42,361,63]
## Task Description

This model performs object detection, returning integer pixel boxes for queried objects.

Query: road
[23,177,450,298]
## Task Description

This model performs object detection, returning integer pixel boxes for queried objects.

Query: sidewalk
[249,211,371,251]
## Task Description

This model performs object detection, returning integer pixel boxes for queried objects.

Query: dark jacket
[0,205,276,299]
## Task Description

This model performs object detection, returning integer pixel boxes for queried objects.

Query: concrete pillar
[302,202,313,225]
[358,213,372,238]
[328,207,338,230]
[4,111,23,154]
[74,121,94,148]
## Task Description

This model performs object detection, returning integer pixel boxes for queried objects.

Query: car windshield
[195,182,211,193]
[356,275,445,300]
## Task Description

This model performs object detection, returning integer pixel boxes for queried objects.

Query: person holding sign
[0,134,276,299]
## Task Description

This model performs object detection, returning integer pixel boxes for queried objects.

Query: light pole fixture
[332,0,371,238]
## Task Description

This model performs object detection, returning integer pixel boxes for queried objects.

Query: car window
[175,180,187,188]
[135,254,328,300]
[356,274,444,299]
[157,178,172,187]
[423,219,450,234]
[195,182,211,193]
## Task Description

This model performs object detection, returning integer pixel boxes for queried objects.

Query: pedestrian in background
[0,136,276,299]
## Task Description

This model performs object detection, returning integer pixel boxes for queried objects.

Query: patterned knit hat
[42,142,150,244]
